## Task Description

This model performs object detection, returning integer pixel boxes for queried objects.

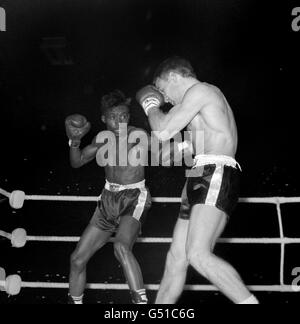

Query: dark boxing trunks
[90,180,152,233]
[179,155,241,220]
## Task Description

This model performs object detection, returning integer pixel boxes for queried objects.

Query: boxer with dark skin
[136,57,259,304]
[66,90,151,304]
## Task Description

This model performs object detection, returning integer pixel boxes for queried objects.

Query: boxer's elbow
[70,161,81,168]
[70,157,84,168]
[156,130,172,142]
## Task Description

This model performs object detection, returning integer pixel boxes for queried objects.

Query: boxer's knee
[165,249,188,276]
[70,251,88,272]
[187,247,214,279]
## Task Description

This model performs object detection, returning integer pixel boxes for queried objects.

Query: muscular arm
[127,128,171,167]
[69,138,99,168]
[147,105,179,133]
[147,108,172,132]
[150,84,212,141]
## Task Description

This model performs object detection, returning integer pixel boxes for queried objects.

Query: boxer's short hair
[101,90,131,115]
[153,56,196,82]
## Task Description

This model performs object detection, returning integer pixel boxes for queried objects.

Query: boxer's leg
[155,218,189,304]
[114,216,147,304]
[155,180,190,304]
[69,224,112,303]
[186,204,256,304]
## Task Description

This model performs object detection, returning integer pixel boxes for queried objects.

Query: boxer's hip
[90,180,152,232]
[193,154,241,171]
[179,155,241,219]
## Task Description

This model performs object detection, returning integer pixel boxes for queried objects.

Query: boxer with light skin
[66,90,152,304]
[136,56,259,304]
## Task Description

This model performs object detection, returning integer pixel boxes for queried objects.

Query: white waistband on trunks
[193,154,242,171]
[105,180,146,192]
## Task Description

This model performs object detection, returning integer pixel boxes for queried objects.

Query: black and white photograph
[0,0,299,307]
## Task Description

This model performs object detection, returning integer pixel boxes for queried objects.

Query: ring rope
[0,188,10,198]
[276,202,285,286]
[0,281,297,292]
[14,194,300,204]
[2,187,300,204]
[1,187,300,294]
[24,236,300,244]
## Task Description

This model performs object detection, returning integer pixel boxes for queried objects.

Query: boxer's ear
[167,72,176,83]
[101,115,106,124]
[169,71,180,83]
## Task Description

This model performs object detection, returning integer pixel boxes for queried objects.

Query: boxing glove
[136,85,164,116]
[65,114,91,147]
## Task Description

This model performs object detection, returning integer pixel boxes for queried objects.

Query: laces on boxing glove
[142,97,161,115]
[68,139,81,148]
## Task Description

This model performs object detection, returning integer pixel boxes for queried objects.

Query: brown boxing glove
[65,114,91,147]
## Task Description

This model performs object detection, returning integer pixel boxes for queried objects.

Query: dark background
[0,0,300,304]
[0,0,299,197]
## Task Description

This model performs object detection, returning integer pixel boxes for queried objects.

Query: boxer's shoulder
[187,82,217,97]
[184,83,224,109]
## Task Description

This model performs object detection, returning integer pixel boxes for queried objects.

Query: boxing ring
[1,187,300,297]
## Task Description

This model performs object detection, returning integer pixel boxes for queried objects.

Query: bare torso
[185,83,238,157]
[99,126,146,185]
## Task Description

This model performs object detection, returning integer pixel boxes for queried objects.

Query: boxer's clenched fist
[136,85,164,116]
[65,114,91,146]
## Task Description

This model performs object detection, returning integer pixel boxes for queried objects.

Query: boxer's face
[155,74,180,106]
[102,105,130,136]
